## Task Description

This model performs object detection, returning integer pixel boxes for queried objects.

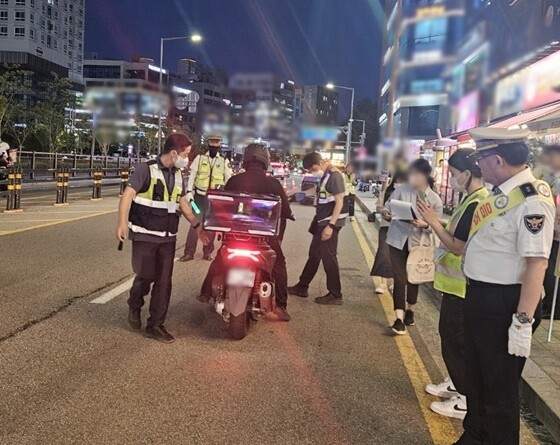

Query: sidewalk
[355,191,560,443]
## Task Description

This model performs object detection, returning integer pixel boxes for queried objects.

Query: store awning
[489,102,560,129]
[527,108,560,135]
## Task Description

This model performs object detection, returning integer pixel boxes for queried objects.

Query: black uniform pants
[298,227,342,298]
[439,293,466,395]
[458,280,542,445]
[388,244,419,311]
[348,193,356,217]
[128,240,176,328]
[200,237,289,309]
[543,239,560,317]
[184,193,216,256]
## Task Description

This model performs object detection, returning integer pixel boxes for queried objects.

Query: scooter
[203,190,304,340]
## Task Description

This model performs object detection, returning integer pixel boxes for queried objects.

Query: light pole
[326,83,355,163]
[157,33,202,154]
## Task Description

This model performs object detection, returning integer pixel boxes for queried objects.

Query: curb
[355,194,560,443]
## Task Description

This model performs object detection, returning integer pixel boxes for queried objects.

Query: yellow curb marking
[351,220,457,445]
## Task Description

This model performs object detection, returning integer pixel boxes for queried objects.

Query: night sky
[85,0,384,113]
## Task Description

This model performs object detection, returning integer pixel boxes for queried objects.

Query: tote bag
[406,232,435,284]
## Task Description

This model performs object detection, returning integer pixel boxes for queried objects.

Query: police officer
[199,143,292,320]
[116,134,207,344]
[457,128,555,444]
[180,134,232,262]
[288,152,349,305]
[343,163,357,221]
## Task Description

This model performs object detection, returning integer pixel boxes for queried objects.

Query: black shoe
[197,293,212,303]
[202,253,214,261]
[315,293,343,305]
[273,306,291,321]
[391,319,406,335]
[179,254,194,262]
[404,309,415,326]
[128,308,141,330]
[287,284,309,298]
[145,325,175,344]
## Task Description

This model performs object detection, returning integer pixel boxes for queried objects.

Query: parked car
[269,162,289,180]
[300,173,320,205]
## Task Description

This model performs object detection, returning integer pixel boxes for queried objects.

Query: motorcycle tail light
[227,248,260,262]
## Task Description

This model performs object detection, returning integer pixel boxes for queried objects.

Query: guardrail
[13,151,140,180]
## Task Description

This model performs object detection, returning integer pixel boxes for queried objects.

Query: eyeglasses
[468,151,497,166]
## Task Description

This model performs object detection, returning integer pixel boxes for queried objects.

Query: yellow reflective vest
[194,154,227,193]
[433,188,489,298]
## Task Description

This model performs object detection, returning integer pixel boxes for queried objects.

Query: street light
[157,33,203,154]
[326,82,355,163]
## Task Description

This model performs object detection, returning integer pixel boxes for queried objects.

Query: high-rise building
[0,0,86,86]
[295,85,338,126]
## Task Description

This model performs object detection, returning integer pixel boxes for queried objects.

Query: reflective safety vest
[316,169,350,223]
[344,173,356,195]
[128,161,183,237]
[194,154,226,194]
[433,188,489,298]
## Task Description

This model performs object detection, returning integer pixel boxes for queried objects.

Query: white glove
[508,314,533,358]
[185,192,194,202]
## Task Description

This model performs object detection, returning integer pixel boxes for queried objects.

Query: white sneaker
[389,285,394,294]
[375,285,388,294]
[350,216,355,222]
[425,377,459,398]
[430,395,467,420]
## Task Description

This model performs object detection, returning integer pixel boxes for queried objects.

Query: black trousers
[439,293,466,395]
[348,193,355,217]
[458,280,542,445]
[298,227,342,298]
[388,244,419,311]
[201,237,289,309]
[543,239,560,317]
[184,193,216,256]
[128,240,176,328]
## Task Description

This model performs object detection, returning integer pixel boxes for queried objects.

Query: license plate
[227,269,256,287]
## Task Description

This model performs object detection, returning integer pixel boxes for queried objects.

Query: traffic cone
[291,179,296,191]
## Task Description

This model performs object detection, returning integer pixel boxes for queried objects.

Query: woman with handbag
[382,159,443,335]
[371,170,408,294]
[416,149,488,420]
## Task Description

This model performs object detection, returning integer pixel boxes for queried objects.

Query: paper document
[390,200,416,221]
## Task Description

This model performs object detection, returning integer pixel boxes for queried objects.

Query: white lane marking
[90,257,181,304]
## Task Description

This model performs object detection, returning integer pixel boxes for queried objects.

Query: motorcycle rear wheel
[229,312,250,340]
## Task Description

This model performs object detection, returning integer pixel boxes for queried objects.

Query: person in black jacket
[199,144,293,321]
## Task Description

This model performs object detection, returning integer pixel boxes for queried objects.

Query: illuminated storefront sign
[416,6,446,19]
[455,91,480,132]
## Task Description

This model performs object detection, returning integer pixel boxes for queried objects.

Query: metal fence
[13,151,140,180]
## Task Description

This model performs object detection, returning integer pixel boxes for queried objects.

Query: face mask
[208,146,219,157]
[312,170,324,178]
[174,154,189,169]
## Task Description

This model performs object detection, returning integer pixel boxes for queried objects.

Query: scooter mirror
[293,192,307,202]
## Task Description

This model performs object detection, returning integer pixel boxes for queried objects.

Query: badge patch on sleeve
[524,214,545,234]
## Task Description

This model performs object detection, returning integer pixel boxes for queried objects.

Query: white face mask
[174,154,189,169]
[449,171,470,192]
[312,170,324,178]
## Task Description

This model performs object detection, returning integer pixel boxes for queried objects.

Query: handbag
[406,231,435,284]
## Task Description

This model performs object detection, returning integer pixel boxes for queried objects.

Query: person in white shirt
[457,128,555,445]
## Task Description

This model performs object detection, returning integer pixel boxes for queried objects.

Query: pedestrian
[456,128,554,445]
[116,133,207,344]
[538,144,560,320]
[288,152,349,305]
[416,149,489,420]
[382,158,443,334]
[371,169,407,294]
[180,134,232,262]
[199,144,293,321]
[433,158,444,195]
[343,163,357,221]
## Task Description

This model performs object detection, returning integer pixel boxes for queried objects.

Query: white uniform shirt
[463,168,555,284]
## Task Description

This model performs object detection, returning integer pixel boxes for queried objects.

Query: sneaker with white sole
[425,377,459,398]
[375,285,388,294]
[430,395,467,420]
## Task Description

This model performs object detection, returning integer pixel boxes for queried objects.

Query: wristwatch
[515,312,533,324]
[328,223,336,230]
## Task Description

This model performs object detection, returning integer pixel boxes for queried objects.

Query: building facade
[0,0,85,86]
[296,85,338,126]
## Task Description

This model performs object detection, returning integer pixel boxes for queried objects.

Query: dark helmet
[243,143,270,170]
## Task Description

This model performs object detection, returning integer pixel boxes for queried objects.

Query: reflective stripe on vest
[194,155,226,193]
[433,188,488,298]
[128,163,182,237]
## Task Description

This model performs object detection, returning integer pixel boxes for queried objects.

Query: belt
[466,278,521,288]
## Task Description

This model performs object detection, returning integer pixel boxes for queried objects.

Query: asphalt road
[0,188,548,444]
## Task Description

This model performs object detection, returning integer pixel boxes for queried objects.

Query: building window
[53,10,58,19]
[0,10,7,20]
[14,26,25,37]
[15,11,25,21]
[53,38,57,48]
[16,0,25,5]
[29,27,34,38]
[0,0,7,5]
[30,12,34,22]
[0,25,7,36]
[30,0,34,6]
[40,33,44,43]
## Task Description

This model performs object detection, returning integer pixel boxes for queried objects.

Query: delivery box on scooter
[203,190,281,237]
